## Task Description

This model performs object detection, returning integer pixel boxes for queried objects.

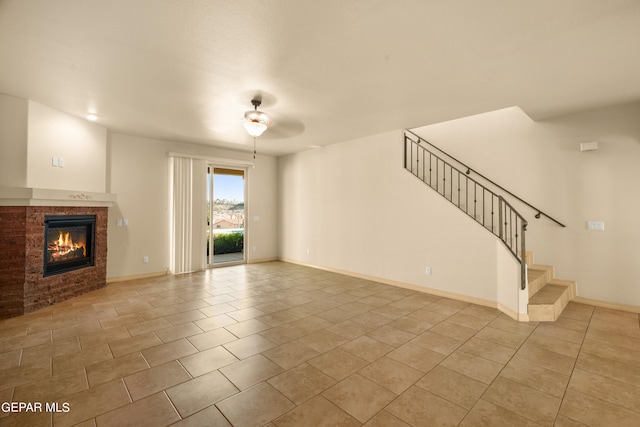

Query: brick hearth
[0,206,107,319]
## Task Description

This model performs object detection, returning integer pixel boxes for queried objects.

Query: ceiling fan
[238,93,306,158]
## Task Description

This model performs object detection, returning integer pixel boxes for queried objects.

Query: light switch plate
[587,221,605,231]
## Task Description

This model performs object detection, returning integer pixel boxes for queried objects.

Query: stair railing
[404,131,528,290]
[405,130,565,228]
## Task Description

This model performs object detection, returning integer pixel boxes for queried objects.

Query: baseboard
[279,258,520,315]
[573,296,640,314]
[108,258,279,280]
[106,270,170,284]
[211,258,279,268]
[498,303,529,322]
[107,259,278,282]
[248,257,279,264]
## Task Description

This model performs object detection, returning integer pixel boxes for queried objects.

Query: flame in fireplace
[49,231,85,260]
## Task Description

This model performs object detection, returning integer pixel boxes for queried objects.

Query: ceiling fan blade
[261,115,305,139]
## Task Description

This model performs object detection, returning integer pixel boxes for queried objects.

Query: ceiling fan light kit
[243,98,271,159]
[243,99,270,137]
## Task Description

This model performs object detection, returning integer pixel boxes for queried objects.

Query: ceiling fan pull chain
[253,136,256,159]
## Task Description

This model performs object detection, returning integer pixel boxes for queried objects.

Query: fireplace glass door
[44,215,96,276]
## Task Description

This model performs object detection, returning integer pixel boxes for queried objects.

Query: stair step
[527,257,576,321]
[527,264,553,298]
[528,281,575,322]
[528,268,546,282]
[548,278,577,300]
[529,284,567,304]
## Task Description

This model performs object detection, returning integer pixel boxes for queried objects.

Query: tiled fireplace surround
[0,206,108,319]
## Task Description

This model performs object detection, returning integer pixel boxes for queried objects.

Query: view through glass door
[206,166,246,266]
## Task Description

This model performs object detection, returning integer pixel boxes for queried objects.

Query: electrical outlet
[425,266,432,275]
[143,256,149,263]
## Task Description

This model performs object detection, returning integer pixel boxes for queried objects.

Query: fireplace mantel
[0,186,116,207]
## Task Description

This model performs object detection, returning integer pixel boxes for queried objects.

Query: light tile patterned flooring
[1,261,640,426]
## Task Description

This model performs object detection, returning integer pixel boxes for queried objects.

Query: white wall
[27,101,107,192]
[0,94,28,188]
[0,95,278,281]
[278,130,514,306]
[246,152,278,263]
[107,133,278,279]
[413,102,640,308]
[496,241,526,316]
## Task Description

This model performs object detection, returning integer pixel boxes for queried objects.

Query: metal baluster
[466,175,469,214]
[474,183,477,222]
[422,150,427,182]
[491,194,495,234]
[509,209,513,248]
[521,220,528,290]
[498,197,503,240]
[457,171,461,208]
[404,136,407,170]
[513,218,520,260]
[482,188,486,227]
[449,166,453,203]
[442,161,447,197]
[506,205,510,245]
[410,138,414,175]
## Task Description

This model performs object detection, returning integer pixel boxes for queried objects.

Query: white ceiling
[1,0,640,156]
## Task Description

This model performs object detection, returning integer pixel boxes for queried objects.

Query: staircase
[404,131,576,322]
[526,252,576,321]
[404,131,528,290]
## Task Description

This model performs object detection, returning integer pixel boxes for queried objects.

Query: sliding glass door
[206,166,246,266]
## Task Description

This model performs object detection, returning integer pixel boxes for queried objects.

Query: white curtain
[169,156,207,274]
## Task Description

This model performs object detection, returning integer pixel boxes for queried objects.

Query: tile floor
[1,261,640,426]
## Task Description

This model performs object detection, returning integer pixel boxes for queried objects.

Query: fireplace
[44,215,96,276]
[0,190,111,319]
